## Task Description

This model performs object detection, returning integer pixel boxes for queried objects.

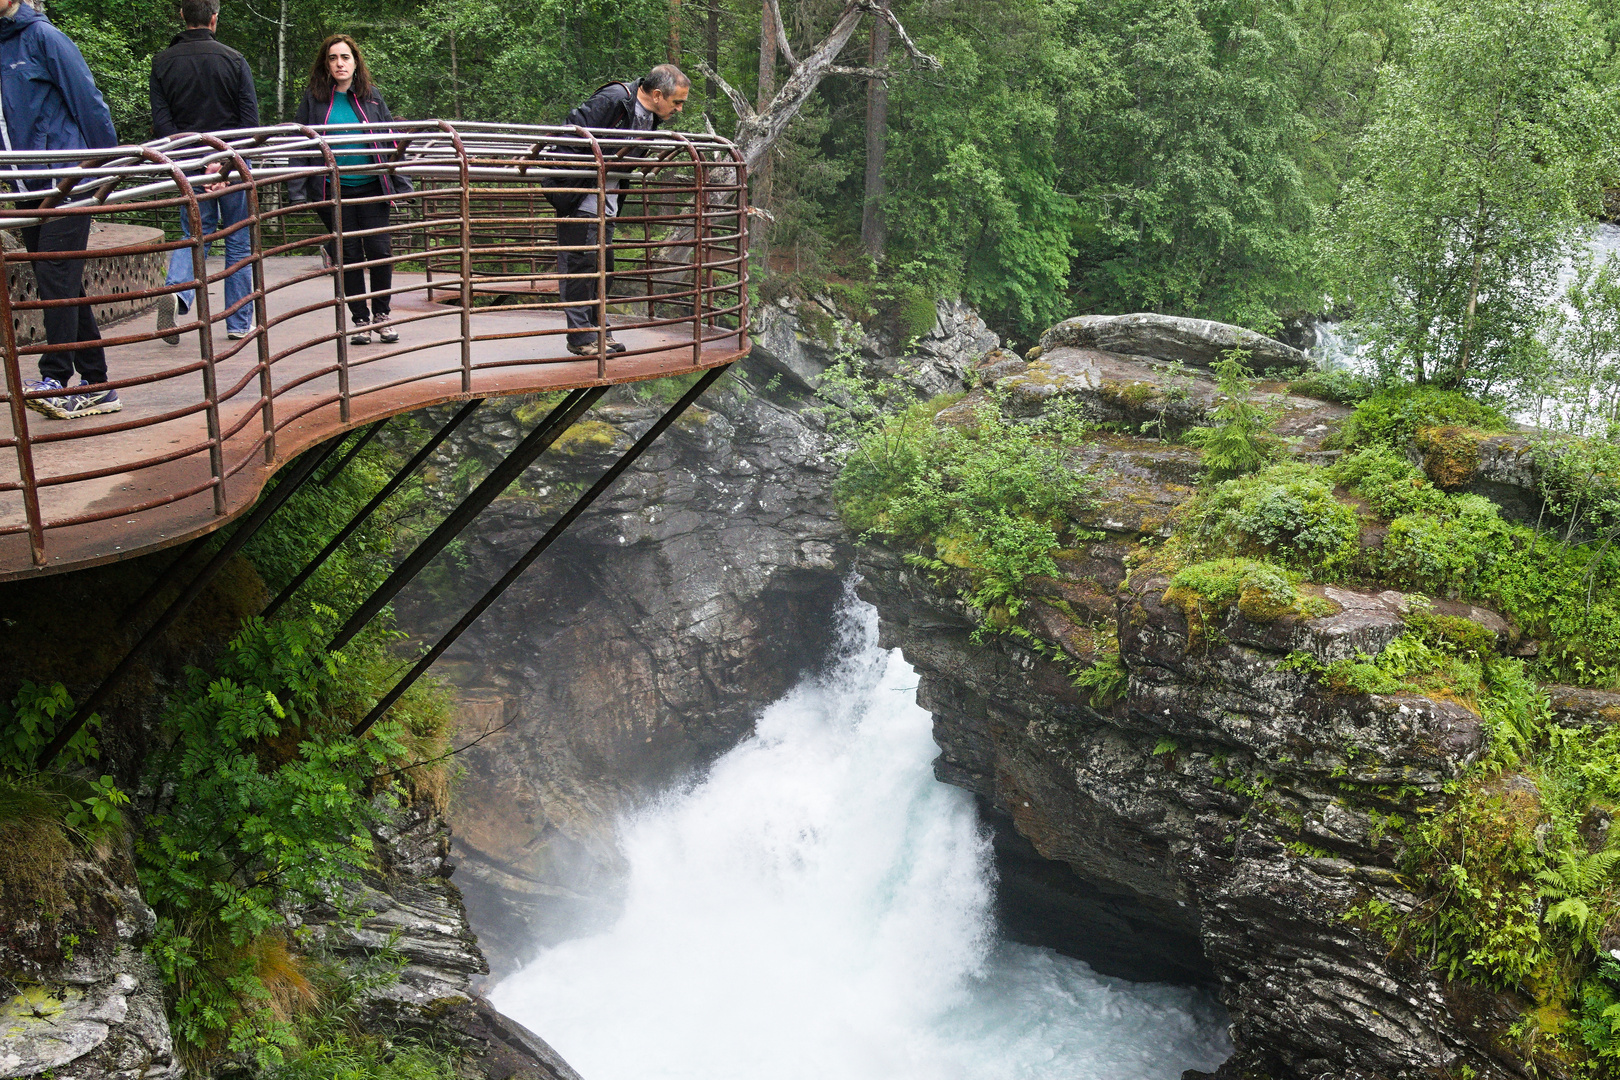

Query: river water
[491,599,1232,1080]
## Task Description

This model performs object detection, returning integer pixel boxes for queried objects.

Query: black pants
[19,209,105,386]
[557,215,615,348]
[315,177,392,323]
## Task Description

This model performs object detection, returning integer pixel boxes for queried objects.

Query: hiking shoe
[59,386,121,418]
[21,377,69,419]
[373,314,399,344]
[603,334,627,354]
[566,339,596,356]
[157,294,179,345]
[350,316,371,345]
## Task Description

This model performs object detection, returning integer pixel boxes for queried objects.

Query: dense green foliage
[836,388,1096,619]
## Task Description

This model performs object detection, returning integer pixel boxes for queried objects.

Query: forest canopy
[44,0,1620,356]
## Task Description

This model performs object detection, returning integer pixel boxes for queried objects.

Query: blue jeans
[165,187,252,334]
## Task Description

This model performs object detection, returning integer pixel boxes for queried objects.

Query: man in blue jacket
[2,0,122,420]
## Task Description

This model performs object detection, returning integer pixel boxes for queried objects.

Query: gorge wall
[854,318,1570,1080]
[392,296,996,981]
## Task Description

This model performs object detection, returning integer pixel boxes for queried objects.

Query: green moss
[553,420,620,454]
[1176,462,1359,570]
[1416,425,1486,489]
[1163,557,1321,645]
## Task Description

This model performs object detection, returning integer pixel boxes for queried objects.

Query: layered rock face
[857,336,1541,1080]
[393,296,993,983]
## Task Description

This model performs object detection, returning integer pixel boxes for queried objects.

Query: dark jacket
[0,3,117,188]
[150,28,259,137]
[287,85,412,203]
[548,79,662,216]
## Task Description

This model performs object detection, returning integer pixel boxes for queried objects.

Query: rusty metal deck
[0,256,745,579]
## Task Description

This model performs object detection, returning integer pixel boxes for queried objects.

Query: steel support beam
[263,399,486,620]
[327,387,608,654]
[38,435,345,769]
[115,422,379,629]
[319,418,389,486]
[350,364,730,738]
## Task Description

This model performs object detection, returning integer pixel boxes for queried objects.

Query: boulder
[1038,313,1308,373]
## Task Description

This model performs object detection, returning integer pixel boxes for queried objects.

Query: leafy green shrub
[1328,446,1450,519]
[837,394,1095,618]
[138,617,441,1068]
[1336,385,1508,449]
[1180,463,1359,570]
[1185,351,1281,480]
[1286,367,1375,405]
[1382,495,1515,597]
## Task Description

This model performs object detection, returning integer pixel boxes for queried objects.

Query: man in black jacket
[556,63,689,356]
[149,0,260,344]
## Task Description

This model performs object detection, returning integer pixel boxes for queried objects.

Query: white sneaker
[373,314,399,344]
[227,323,255,340]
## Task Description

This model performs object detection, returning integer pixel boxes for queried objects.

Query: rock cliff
[856,337,1549,1080]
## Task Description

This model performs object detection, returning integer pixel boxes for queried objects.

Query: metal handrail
[0,121,749,575]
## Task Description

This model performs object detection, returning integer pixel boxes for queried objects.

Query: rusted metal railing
[0,122,749,578]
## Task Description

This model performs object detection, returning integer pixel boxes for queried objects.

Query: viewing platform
[0,122,749,580]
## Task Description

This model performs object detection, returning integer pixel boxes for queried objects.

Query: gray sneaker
[373,314,399,344]
[21,377,69,419]
[157,294,179,345]
[59,386,121,418]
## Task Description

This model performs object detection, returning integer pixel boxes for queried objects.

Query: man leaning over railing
[2,0,120,420]
[550,63,690,357]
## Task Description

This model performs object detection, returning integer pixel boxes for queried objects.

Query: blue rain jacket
[0,3,117,188]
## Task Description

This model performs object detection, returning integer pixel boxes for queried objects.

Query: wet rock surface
[0,841,179,1080]
[1037,312,1309,374]
[392,297,993,985]
[858,337,1544,1079]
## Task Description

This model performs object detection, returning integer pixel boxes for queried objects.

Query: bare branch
[698,60,758,123]
[857,1,941,69]
[766,0,799,70]
[829,65,891,79]
[371,718,516,782]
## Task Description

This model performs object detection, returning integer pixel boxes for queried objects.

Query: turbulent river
[491,599,1233,1080]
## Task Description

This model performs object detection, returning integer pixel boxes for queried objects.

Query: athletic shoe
[227,323,255,340]
[373,314,399,344]
[565,334,626,356]
[157,294,179,345]
[21,377,69,419]
[350,316,371,345]
[58,386,121,418]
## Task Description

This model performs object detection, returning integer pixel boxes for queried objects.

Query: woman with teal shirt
[289,34,410,344]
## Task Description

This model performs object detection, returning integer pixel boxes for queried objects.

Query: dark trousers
[19,209,105,386]
[315,177,392,323]
[557,215,615,347]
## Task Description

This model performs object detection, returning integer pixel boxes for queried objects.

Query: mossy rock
[1416,425,1485,490]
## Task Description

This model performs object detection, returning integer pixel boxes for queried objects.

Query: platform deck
[0,255,746,580]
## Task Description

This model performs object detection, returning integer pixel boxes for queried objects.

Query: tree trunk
[861,0,889,259]
[705,0,719,122]
[669,0,682,62]
[1455,190,1489,384]
[275,0,287,120]
[752,0,778,255]
[449,27,463,120]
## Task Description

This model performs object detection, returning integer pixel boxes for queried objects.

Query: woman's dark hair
[308,34,373,101]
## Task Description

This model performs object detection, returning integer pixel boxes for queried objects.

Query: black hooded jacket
[548,79,662,216]
[149,28,259,137]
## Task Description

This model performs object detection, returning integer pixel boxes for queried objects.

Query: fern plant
[1537,848,1620,945]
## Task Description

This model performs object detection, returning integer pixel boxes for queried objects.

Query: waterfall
[491,597,1233,1080]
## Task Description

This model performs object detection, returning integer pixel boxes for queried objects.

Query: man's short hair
[643,64,690,96]
[181,0,220,27]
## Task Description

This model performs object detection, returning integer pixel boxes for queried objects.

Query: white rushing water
[491,599,1232,1080]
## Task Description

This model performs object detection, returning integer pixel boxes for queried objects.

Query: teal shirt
[327,92,373,187]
